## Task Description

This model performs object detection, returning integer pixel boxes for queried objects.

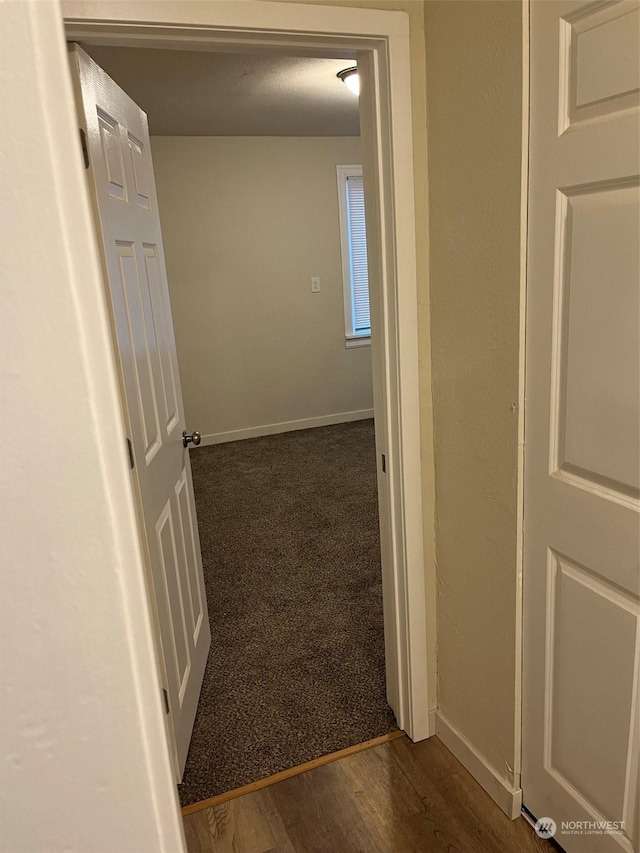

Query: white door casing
[523,3,640,852]
[63,0,433,744]
[69,45,211,779]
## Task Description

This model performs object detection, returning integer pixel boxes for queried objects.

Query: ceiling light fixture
[337,66,359,96]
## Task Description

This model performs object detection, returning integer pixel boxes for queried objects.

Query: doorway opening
[64,0,432,833]
[74,42,394,808]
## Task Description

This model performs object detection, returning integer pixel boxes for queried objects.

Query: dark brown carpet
[177,419,397,807]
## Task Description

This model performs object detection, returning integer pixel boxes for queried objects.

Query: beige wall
[204,0,524,794]
[152,135,372,439]
[425,0,523,785]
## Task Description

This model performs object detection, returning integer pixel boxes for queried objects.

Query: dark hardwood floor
[183,735,552,852]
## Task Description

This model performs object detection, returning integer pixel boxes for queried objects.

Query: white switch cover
[311,277,320,293]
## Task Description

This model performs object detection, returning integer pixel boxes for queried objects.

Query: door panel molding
[69,44,212,778]
[523,3,640,851]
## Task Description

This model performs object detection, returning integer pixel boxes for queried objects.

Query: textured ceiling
[81,46,360,137]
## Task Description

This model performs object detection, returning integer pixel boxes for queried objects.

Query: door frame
[63,0,433,774]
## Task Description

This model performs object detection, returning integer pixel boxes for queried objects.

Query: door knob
[182,430,201,448]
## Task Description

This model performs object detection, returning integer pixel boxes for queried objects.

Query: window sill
[345,336,371,349]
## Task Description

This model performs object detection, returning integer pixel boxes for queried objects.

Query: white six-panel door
[523,2,640,851]
[69,45,211,779]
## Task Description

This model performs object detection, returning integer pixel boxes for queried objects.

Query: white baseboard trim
[428,707,437,737]
[435,712,523,820]
[199,409,374,446]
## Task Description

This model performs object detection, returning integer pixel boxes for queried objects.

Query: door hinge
[126,437,135,470]
[381,453,386,473]
[79,128,90,169]
[162,688,170,715]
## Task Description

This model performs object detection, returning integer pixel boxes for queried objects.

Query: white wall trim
[428,706,437,737]
[199,409,374,446]
[436,712,523,820]
[514,0,531,787]
[345,335,372,349]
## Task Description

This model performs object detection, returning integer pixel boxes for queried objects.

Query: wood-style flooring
[183,734,552,853]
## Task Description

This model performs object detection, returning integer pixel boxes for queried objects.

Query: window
[337,165,371,348]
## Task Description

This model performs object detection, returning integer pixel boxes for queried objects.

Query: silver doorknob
[182,430,201,448]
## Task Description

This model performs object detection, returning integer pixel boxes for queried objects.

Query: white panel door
[523,3,640,852]
[69,45,211,779]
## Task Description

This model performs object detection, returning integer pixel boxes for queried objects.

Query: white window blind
[345,175,370,336]
[337,165,371,347]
